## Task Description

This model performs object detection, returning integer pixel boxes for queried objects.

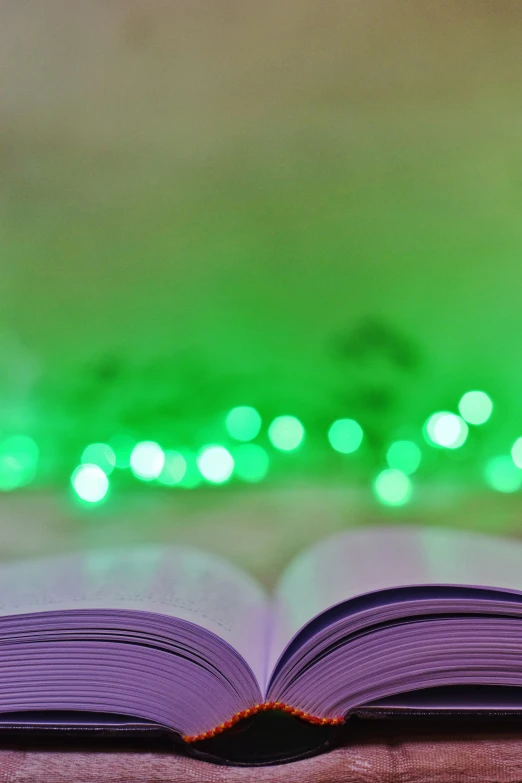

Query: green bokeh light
[424,412,468,449]
[81,443,116,475]
[225,406,262,442]
[458,390,493,425]
[268,416,305,451]
[511,438,522,469]
[109,435,136,469]
[234,444,269,482]
[158,450,187,486]
[197,445,234,484]
[424,412,444,444]
[328,419,363,454]
[386,440,421,475]
[484,455,522,493]
[71,463,109,503]
[0,435,39,492]
[373,468,412,506]
[130,441,165,481]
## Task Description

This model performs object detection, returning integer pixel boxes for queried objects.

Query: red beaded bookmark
[183,702,345,743]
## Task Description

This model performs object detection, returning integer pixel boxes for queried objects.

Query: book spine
[183,703,344,743]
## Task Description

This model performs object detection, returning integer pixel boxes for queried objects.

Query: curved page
[270,526,522,671]
[0,545,268,686]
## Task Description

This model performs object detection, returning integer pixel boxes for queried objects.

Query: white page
[0,545,269,686]
[269,526,522,671]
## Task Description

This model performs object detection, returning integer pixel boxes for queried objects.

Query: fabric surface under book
[2,719,522,782]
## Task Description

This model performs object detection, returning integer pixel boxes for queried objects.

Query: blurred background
[1,0,522,584]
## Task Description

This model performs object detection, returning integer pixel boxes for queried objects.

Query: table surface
[2,719,522,782]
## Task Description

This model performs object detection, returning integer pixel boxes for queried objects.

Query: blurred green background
[2,0,522,582]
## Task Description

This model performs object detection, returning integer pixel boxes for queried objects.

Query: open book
[2,525,522,764]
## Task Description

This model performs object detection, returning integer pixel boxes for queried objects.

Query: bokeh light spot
[425,412,468,449]
[197,445,234,484]
[484,455,522,493]
[225,406,262,442]
[130,441,165,481]
[0,435,39,491]
[386,440,421,475]
[158,451,187,486]
[424,412,444,445]
[268,416,305,451]
[458,390,493,425]
[81,443,116,475]
[234,444,269,482]
[373,469,412,506]
[511,438,522,469]
[71,464,109,503]
[328,419,363,454]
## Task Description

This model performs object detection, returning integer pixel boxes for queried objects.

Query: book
[1,525,522,765]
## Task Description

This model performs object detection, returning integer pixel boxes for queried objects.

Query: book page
[269,526,522,670]
[0,545,268,686]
